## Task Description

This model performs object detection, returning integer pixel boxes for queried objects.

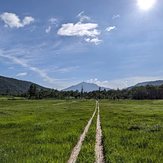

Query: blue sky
[0,0,163,89]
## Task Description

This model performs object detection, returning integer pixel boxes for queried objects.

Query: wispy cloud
[84,38,102,45]
[0,48,79,89]
[48,66,79,73]
[112,14,120,19]
[45,17,58,33]
[45,26,51,33]
[106,26,116,32]
[0,50,58,84]
[0,12,34,28]
[49,17,58,25]
[77,11,91,22]
[16,72,28,77]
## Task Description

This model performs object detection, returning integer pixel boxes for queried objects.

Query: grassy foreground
[101,100,163,163]
[0,99,95,162]
[0,99,163,162]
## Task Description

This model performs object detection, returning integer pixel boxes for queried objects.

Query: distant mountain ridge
[1,75,163,96]
[135,80,163,87]
[127,80,163,90]
[63,82,111,92]
[0,75,48,95]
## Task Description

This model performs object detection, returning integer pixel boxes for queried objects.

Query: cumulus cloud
[22,16,34,26]
[0,12,34,28]
[57,12,102,45]
[106,26,116,32]
[57,22,101,45]
[87,78,110,88]
[58,22,100,37]
[16,72,28,77]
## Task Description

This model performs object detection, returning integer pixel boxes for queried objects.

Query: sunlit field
[0,99,95,162]
[101,100,163,163]
[0,99,163,162]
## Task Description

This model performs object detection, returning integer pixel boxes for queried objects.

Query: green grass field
[0,99,163,163]
[101,100,163,163]
[0,99,95,162]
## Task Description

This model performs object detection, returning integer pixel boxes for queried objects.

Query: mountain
[127,80,163,90]
[0,75,48,95]
[63,82,110,92]
[135,80,163,87]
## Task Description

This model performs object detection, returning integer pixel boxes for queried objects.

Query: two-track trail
[67,102,97,163]
[67,100,105,163]
[95,101,105,163]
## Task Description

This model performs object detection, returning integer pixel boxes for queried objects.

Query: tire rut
[67,103,97,163]
[95,101,105,163]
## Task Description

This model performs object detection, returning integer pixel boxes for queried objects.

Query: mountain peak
[63,82,110,92]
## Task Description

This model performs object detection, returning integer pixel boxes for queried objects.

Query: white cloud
[0,12,34,28]
[22,16,34,26]
[16,72,28,77]
[112,14,120,19]
[85,38,102,45]
[0,12,21,28]
[57,12,102,45]
[57,22,101,45]
[87,78,110,88]
[106,26,116,32]
[58,22,100,37]
[45,26,51,33]
[77,11,91,22]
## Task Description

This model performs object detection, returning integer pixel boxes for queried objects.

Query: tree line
[24,84,163,100]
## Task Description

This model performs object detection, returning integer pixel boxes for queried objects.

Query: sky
[0,0,163,90]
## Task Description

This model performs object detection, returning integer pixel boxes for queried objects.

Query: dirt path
[95,101,105,163]
[67,103,97,163]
